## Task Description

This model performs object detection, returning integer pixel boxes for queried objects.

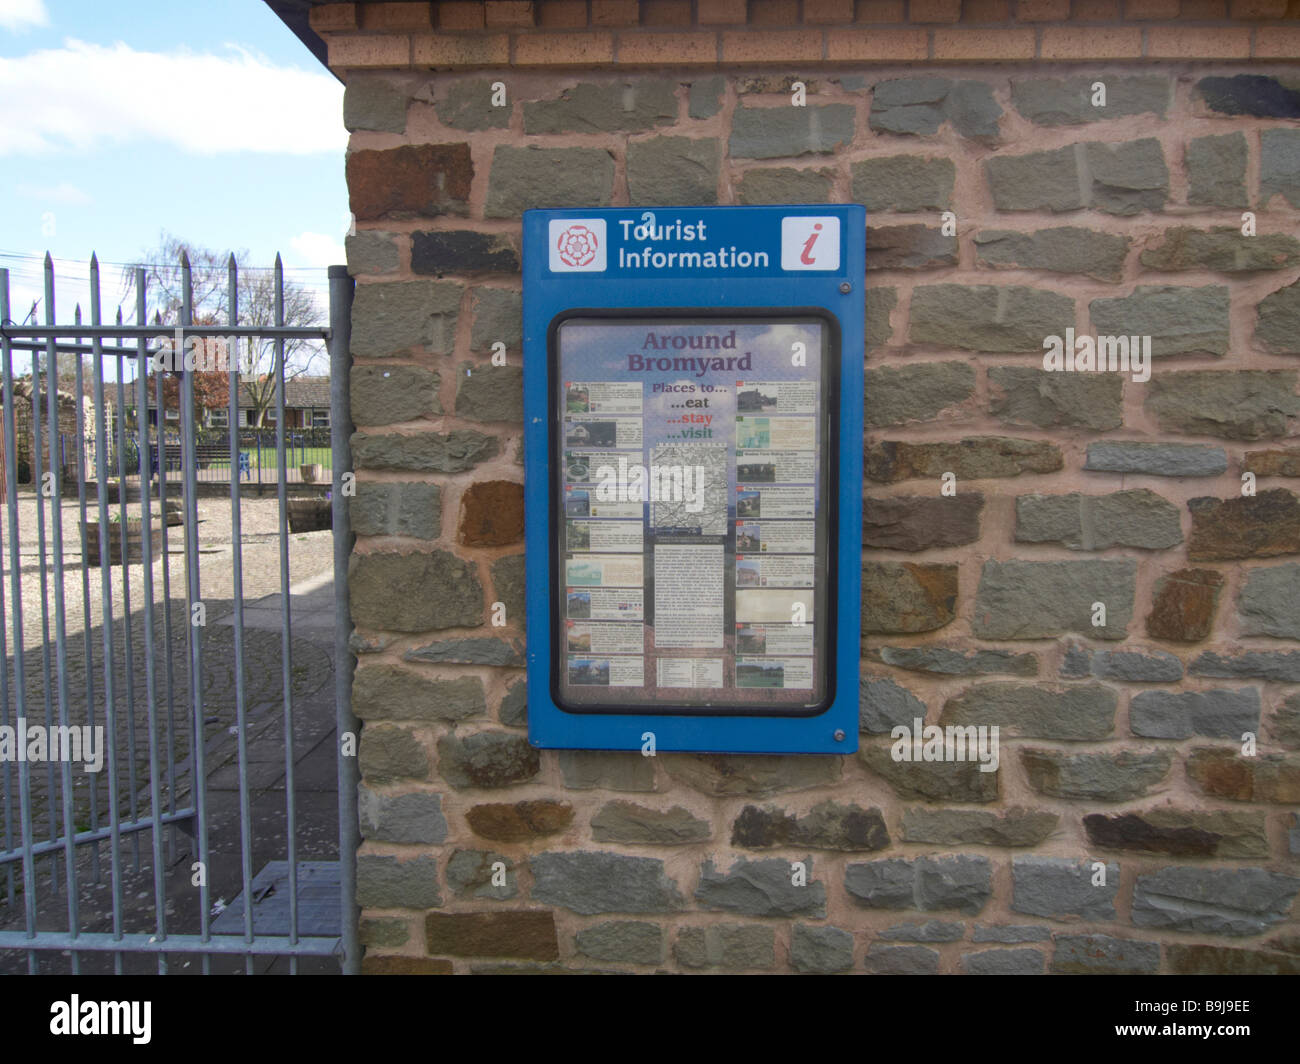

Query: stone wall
[327,1,1299,975]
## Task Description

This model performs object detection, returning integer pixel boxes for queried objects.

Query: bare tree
[121,231,326,427]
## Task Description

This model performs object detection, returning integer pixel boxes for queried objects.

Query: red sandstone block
[538,0,590,27]
[910,0,963,20]
[827,27,929,58]
[618,31,718,63]
[1180,0,1226,15]
[1123,0,1180,16]
[1040,25,1142,58]
[749,0,802,24]
[514,31,615,63]
[855,0,906,20]
[804,0,856,22]
[310,3,358,32]
[437,1,485,28]
[484,1,536,27]
[1230,0,1288,16]
[1016,0,1070,19]
[1071,0,1121,18]
[697,0,749,22]
[362,3,434,31]
[722,28,824,61]
[1147,25,1251,57]
[642,0,693,24]
[964,0,1011,19]
[361,955,454,975]
[933,27,1036,57]
[591,0,641,25]
[412,33,510,64]
[329,34,410,67]
[1254,26,1300,57]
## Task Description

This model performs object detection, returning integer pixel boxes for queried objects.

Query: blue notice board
[523,205,864,754]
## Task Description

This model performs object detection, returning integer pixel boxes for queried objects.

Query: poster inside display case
[553,315,835,715]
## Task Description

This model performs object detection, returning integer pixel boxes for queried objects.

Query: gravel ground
[0,484,335,853]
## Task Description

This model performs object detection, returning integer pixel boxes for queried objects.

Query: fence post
[328,264,358,975]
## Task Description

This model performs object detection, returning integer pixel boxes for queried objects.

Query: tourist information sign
[523,205,864,754]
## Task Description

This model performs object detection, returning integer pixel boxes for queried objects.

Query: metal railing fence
[0,253,357,974]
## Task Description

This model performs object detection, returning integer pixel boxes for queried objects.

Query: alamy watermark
[50,996,151,1044]
[0,718,104,773]
[151,327,257,376]
[1042,329,1151,384]
[592,459,708,511]
[890,717,999,773]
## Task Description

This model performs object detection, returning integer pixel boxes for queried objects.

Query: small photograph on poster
[735,588,814,623]
[567,484,642,519]
[566,621,644,655]
[566,450,629,485]
[568,520,643,553]
[567,655,644,687]
[564,417,643,449]
[735,656,814,689]
[736,558,761,587]
[567,590,591,618]
[565,383,591,413]
[735,623,815,656]
[565,554,643,588]
[736,450,815,484]
[736,555,815,588]
[736,625,767,654]
[745,520,815,553]
[656,658,724,689]
[735,380,817,415]
[735,416,815,452]
[567,381,643,415]
[734,485,815,520]
[565,489,591,518]
[734,658,786,689]
[569,588,644,621]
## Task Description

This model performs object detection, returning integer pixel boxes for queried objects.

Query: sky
[0,0,347,342]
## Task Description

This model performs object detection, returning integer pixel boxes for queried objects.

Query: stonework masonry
[328,0,1300,975]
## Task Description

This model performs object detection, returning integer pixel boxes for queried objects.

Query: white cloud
[0,38,345,157]
[15,180,90,205]
[0,0,48,32]
[289,230,345,269]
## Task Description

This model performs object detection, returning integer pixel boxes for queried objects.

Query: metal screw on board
[838,282,851,294]
[833,729,846,742]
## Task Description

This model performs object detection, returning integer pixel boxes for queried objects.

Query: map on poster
[553,317,832,712]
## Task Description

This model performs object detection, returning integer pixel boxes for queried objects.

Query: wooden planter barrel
[81,519,162,567]
[300,463,326,484]
[287,497,332,533]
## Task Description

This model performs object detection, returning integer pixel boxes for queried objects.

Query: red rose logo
[556,224,599,267]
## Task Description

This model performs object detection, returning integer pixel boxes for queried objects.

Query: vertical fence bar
[227,257,255,974]
[329,264,358,975]
[90,262,124,975]
[154,334,178,865]
[1,268,40,973]
[274,255,299,973]
[31,329,58,892]
[113,320,140,871]
[133,270,167,974]
[179,252,213,974]
[0,282,12,910]
[45,257,82,972]
[73,300,101,886]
